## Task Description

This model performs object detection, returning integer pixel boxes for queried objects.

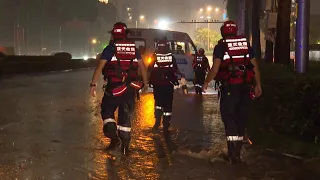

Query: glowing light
[157,20,169,30]
[147,57,152,64]
[140,15,145,20]
[215,8,219,12]
[207,16,211,19]
[99,0,108,4]
[91,39,97,44]
[207,6,212,11]
[200,16,204,19]
[200,8,203,12]
[83,56,88,60]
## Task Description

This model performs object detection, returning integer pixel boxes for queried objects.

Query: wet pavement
[0,69,319,180]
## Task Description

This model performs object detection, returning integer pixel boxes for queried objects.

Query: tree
[226,0,262,59]
[252,0,262,59]
[99,2,117,23]
[309,14,320,44]
[194,28,222,50]
[225,0,238,21]
[52,0,99,24]
[274,0,291,64]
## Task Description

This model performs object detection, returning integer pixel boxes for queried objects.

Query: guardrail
[0,56,97,78]
[290,51,320,61]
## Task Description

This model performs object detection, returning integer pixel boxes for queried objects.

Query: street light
[207,6,212,12]
[91,39,97,56]
[200,8,203,12]
[157,20,169,30]
[215,8,220,12]
[136,15,146,28]
[99,0,108,4]
[206,17,210,51]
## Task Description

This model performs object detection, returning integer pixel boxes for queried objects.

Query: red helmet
[156,39,170,53]
[111,22,128,40]
[221,20,238,37]
[198,48,205,55]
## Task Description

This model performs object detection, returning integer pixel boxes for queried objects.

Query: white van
[126,28,198,81]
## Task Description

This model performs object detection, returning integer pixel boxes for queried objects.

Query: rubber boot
[120,139,130,155]
[152,109,162,133]
[195,86,199,94]
[235,141,243,163]
[163,116,171,140]
[103,122,118,138]
[199,87,203,95]
[106,138,120,151]
[227,141,238,164]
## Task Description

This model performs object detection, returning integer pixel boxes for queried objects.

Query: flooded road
[0,70,319,180]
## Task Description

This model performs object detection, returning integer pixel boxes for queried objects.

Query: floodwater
[0,70,319,180]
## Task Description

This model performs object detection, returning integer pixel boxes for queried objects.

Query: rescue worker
[149,38,185,138]
[176,45,185,54]
[89,22,149,155]
[203,20,262,164]
[193,48,210,95]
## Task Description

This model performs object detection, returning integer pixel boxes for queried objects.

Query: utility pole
[237,0,246,35]
[40,0,44,55]
[26,5,30,55]
[59,26,62,51]
[17,16,21,55]
[295,0,310,73]
[265,0,277,62]
[207,22,210,51]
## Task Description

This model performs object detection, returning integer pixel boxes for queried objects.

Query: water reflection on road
[1,70,316,180]
[87,91,222,179]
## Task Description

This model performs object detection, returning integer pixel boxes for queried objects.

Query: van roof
[128,28,188,34]
[127,28,191,41]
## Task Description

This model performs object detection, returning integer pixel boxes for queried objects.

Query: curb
[0,67,95,79]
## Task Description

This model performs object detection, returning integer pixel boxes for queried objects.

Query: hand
[90,86,97,97]
[141,82,149,93]
[180,77,187,86]
[254,85,262,98]
[202,82,208,93]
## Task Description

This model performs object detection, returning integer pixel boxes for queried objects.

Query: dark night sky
[0,0,319,53]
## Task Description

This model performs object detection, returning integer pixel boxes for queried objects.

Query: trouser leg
[117,92,135,154]
[220,86,242,164]
[162,86,174,138]
[101,94,120,149]
[194,71,201,94]
[234,86,251,160]
[154,106,163,129]
[198,71,206,94]
[195,71,206,94]
[153,87,164,130]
